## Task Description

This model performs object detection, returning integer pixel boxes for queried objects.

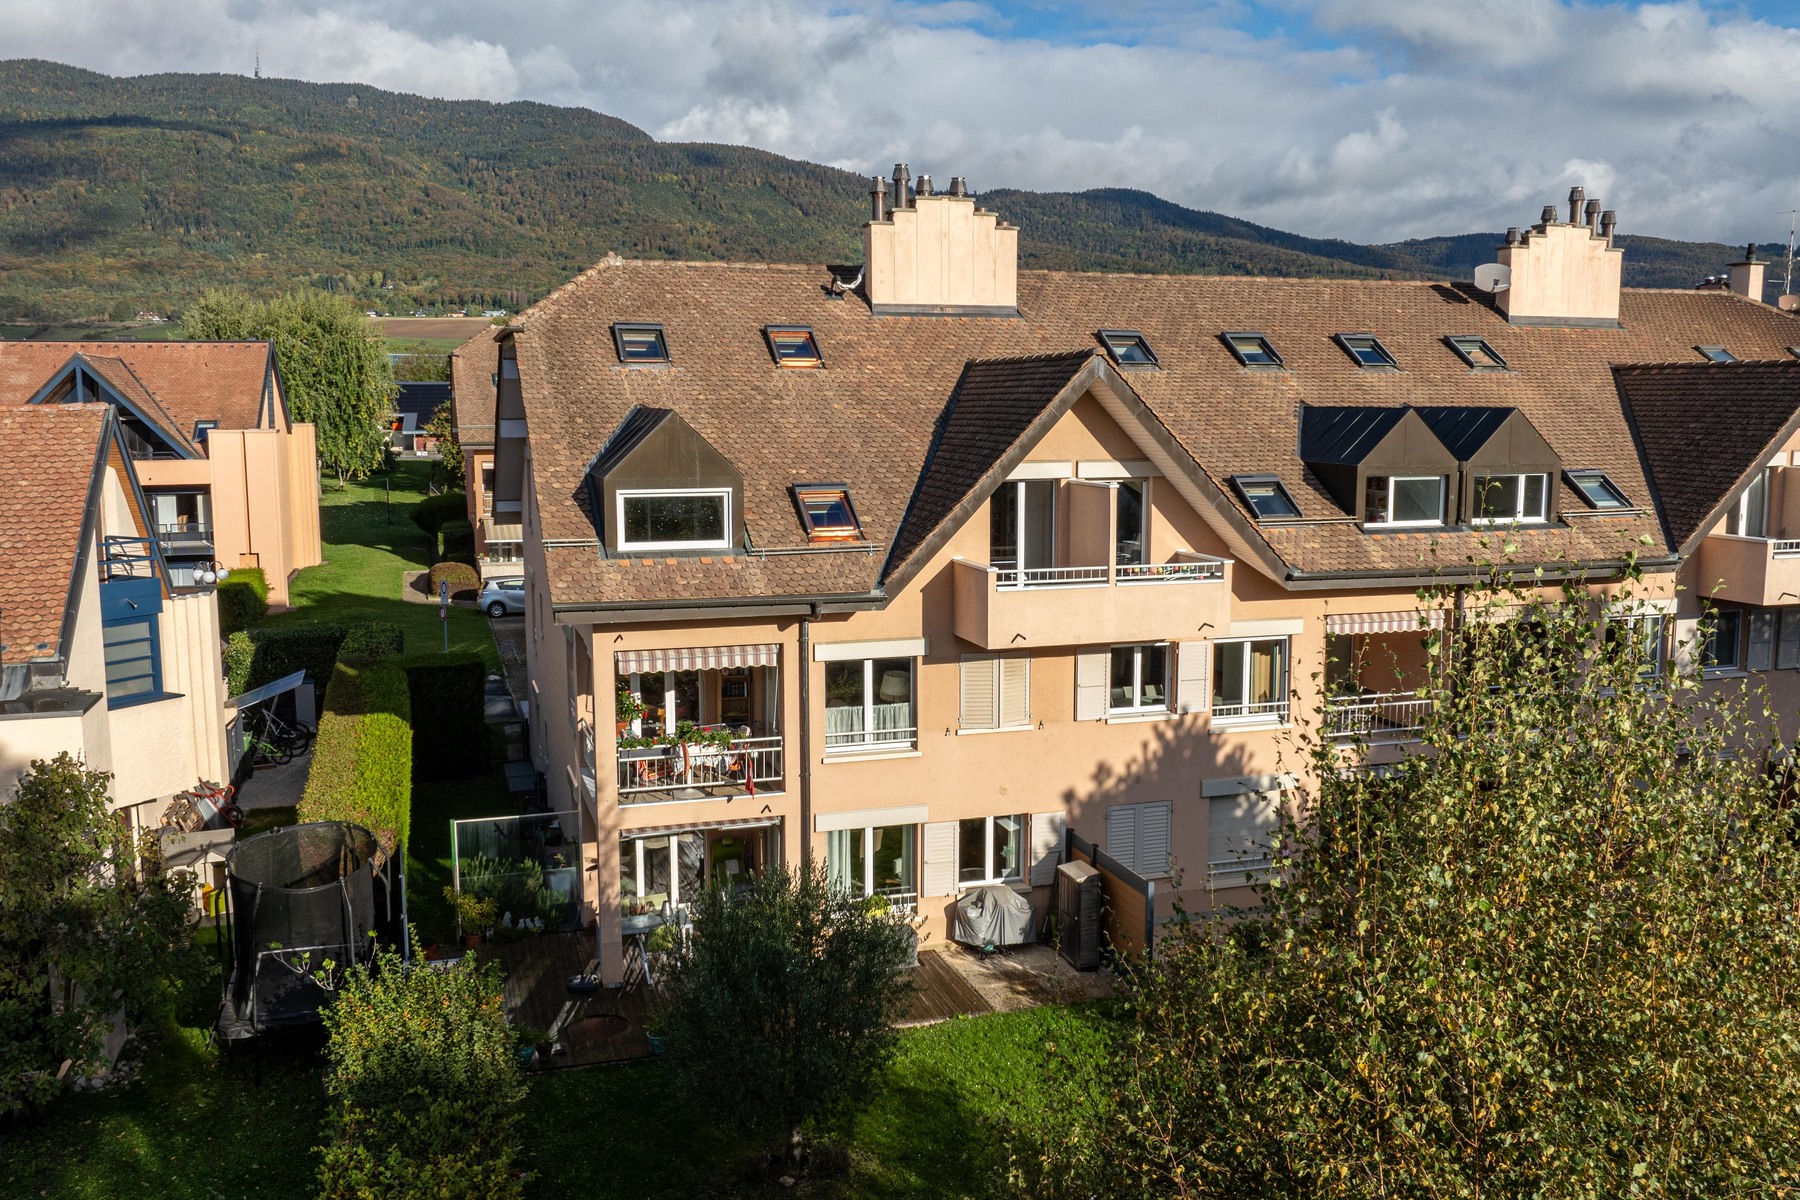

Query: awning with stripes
[1324,610,1447,636]
[616,644,781,674]
[626,815,781,840]
[482,518,523,544]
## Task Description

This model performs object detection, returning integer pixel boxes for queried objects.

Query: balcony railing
[1116,557,1226,584]
[156,523,213,545]
[1208,855,1275,886]
[617,734,783,801]
[994,564,1108,589]
[1323,691,1433,742]
[873,887,918,915]
[1211,698,1290,723]
[1775,539,1800,558]
[824,703,916,751]
[100,535,157,580]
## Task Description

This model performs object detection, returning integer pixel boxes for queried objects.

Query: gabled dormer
[1414,407,1560,525]
[586,407,745,556]
[1300,406,1457,529]
[29,355,196,460]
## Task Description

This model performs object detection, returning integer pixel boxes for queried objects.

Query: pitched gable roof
[0,405,111,664]
[1616,361,1800,552]
[394,381,450,422]
[0,341,277,434]
[450,329,500,448]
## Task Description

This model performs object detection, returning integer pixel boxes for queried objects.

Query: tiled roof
[394,381,451,422]
[508,257,1800,606]
[0,405,109,664]
[450,329,500,448]
[1616,361,1800,551]
[0,341,275,434]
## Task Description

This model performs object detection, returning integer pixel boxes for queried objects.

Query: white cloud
[4,0,1800,244]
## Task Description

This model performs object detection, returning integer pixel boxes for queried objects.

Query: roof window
[1222,332,1283,369]
[1334,333,1398,370]
[1445,335,1507,371]
[612,323,670,365]
[767,326,823,368]
[1696,345,1738,364]
[192,420,218,443]
[1097,330,1159,367]
[794,484,862,541]
[1566,469,1631,510]
[1231,474,1301,520]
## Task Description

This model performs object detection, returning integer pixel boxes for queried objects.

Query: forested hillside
[0,59,1781,323]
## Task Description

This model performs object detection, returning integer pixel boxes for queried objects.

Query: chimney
[1494,187,1623,326]
[1505,227,1522,246]
[863,168,1019,316]
[1600,210,1617,245]
[870,175,887,223]
[1728,243,1766,304]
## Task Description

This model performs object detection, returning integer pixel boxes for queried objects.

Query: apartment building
[483,176,1800,981]
[451,330,518,573]
[0,404,231,828]
[0,341,322,604]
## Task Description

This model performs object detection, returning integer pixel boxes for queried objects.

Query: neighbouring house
[480,175,1800,982]
[388,380,450,458]
[0,341,323,605]
[451,330,517,574]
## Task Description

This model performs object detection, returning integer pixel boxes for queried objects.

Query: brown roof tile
[450,329,501,448]
[0,341,275,436]
[0,405,110,664]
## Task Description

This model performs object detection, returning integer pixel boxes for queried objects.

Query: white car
[478,577,526,618]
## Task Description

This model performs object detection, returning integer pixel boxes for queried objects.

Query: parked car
[478,577,526,618]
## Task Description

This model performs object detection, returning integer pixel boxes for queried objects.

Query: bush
[224,631,256,696]
[317,936,525,1200]
[405,653,487,780]
[241,624,349,695]
[425,561,481,602]
[439,518,474,564]
[300,658,412,854]
[215,567,268,633]
[410,491,466,538]
[336,621,404,666]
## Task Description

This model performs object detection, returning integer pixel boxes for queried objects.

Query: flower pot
[648,1034,665,1055]
[463,933,484,948]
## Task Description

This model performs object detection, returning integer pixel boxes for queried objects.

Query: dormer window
[1471,473,1549,524]
[1222,332,1283,368]
[1697,345,1738,364]
[1364,475,1445,527]
[1446,336,1507,370]
[1566,469,1630,510]
[794,484,861,541]
[192,420,218,443]
[767,327,822,368]
[613,323,670,365]
[1335,333,1398,370]
[616,488,731,551]
[1097,330,1158,367]
[1231,474,1301,520]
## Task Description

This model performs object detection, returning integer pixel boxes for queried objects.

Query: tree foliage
[659,864,914,1158]
[425,403,462,492]
[1024,575,1800,1198]
[0,753,197,1118]
[185,288,394,482]
[316,935,526,1200]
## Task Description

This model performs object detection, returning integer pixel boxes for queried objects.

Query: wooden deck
[476,930,653,1068]
[902,947,995,1023]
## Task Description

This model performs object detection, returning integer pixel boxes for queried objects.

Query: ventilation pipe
[891,163,911,211]
[1600,210,1617,245]
[869,175,887,222]
[948,176,968,197]
[916,174,933,197]
[1505,227,1522,246]
[1568,186,1586,225]
[1584,198,1602,232]
[1539,205,1558,228]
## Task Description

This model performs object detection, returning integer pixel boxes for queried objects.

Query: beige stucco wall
[182,423,322,607]
[1496,222,1624,325]
[864,195,1019,311]
[107,589,228,816]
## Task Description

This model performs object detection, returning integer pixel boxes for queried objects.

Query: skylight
[193,420,218,443]
[612,323,670,365]
[793,484,861,541]
[1231,474,1301,520]
[1334,333,1398,369]
[1566,469,1631,510]
[1222,332,1283,368]
[1696,345,1739,364]
[767,327,823,368]
[1097,330,1159,367]
[1445,335,1508,371]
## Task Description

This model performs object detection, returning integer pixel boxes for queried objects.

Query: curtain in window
[826,830,857,893]
[677,832,705,901]
[1249,640,1285,705]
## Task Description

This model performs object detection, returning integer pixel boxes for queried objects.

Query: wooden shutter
[1139,803,1172,878]
[1779,609,1800,670]
[1075,650,1107,721]
[1750,610,1778,671]
[1000,656,1031,727]
[1030,812,1065,885]
[1105,805,1140,875]
[960,655,997,730]
[922,821,957,896]
[1176,639,1211,713]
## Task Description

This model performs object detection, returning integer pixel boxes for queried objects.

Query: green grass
[407,746,515,948]
[237,804,298,839]
[259,460,497,671]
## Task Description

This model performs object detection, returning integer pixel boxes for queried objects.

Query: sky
[5,0,1800,245]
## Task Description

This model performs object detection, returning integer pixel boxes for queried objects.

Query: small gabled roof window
[767,326,823,368]
[1231,474,1302,521]
[794,484,861,541]
[1222,332,1284,368]
[1696,345,1739,364]
[1334,333,1398,370]
[1445,335,1508,371]
[1097,330,1158,367]
[1566,469,1631,510]
[193,420,218,443]
[612,323,669,365]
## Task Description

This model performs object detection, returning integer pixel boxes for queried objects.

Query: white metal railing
[874,887,918,915]
[579,721,596,771]
[1116,559,1226,584]
[824,703,915,750]
[1324,691,1433,741]
[1774,539,1800,558]
[617,734,782,799]
[1211,698,1290,723]
[994,564,1108,589]
[1208,855,1275,885]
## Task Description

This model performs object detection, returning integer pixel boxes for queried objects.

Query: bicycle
[254,706,314,756]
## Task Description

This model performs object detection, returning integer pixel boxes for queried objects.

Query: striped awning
[482,518,523,544]
[616,644,780,674]
[626,815,781,840]
[1325,610,1447,636]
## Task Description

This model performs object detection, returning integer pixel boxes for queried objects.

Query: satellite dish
[1473,263,1512,293]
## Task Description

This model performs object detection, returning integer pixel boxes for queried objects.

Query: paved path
[234,748,311,811]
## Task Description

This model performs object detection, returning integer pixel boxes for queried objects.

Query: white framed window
[1212,637,1289,723]
[1115,479,1147,566]
[1364,475,1445,527]
[824,658,915,751]
[1779,608,1800,670]
[1108,644,1169,714]
[102,617,161,704]
[1726,469,1770,539]
[957,813,1026,885]
[960,655,1030,731]
[1604,613,1666,679]
[1106,802,1171,878]
[1701,608,1744,673]
[615,488,732,551]
[1472,473,1550,524]
[1208,791,1281,887]
[826,825,916,902]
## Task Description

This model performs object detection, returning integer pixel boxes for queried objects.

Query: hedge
[439,518,474,564]
[338,622,405,666]
[410,491,467,538]
[224,631,257,697]
[216,568,269,634]
[404,654,488,781]
[235,625,349,696]
[300,657,413,854]
[426,561,481,602]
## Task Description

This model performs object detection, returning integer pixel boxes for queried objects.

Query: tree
[0,754,197,1118]
[424,404,462,493]
[183,288,395,483]
[1025,572,1800,1198]
[659,864,914,1167]
[316,935,526,1200]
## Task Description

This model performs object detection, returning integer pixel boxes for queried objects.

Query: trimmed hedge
[405,654,488,781]
[426,561,481,602]
[300,657,413,854]
[439,518,473,564]
[237,625,349,696]
[338,622,405,666]
[216,568,269,634]
[410,491,466,538]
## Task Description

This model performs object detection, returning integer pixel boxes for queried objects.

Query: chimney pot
[917,174,933,197]
[948,176,968,197]
[1540,205,1558,227]
[1600,210,1617,245]
[892,163,910,210]
[1747,242,1758,260]
[1584,198,1602,231]
[870,175,887,223]
[1568,186,1585,225]
[1505,227,1522,246]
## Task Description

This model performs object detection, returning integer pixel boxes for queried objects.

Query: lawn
[407,746,518,947]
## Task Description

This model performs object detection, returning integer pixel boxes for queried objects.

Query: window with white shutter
[1000,657,1030,727]
[1105,802,1172,878]
[1208,791,1280,887]
[1029,812,1066,885]
[1749,610,1777,671]
[1779,609,1800,670]
[961,655,1031,731]
[1074,650,1107,721]
[1176,639,1210,713]
[922,821,957,896]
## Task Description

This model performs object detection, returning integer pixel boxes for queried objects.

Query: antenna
[1473,263,1512,293]
[254,44,261,80]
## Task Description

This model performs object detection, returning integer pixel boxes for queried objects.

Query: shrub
[336,621,404,666]
[405,653,487,780]
[316,935,525,1200]
[224,631,256,696]
[439,518,474,564]
[425,561,481,602]
[410,491,466,538]
[300,658,412,854]
[215,567,268,633]
[241,624,349,694]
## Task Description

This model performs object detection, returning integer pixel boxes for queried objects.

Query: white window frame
[615,487,733,552]
[1470,472,1550,525]
[1605,613,1667,680]
[956,813,1028,887]
[1107,643,1170,715]
[826,824,917,900]
[1726,469,1771,539]
[1211,636,1290,724]
[1365,475,1446,528]
[1701,608,1744,674]
[824,658,916,753]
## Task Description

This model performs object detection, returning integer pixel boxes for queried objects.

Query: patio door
[991,480,1056,571]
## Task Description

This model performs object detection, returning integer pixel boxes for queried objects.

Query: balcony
[100,535,157,581]
[156,522,214,551]
[952,551,1231,650]
[617,725,784,804]
[1323,690,1433,743]
[1696,534,1800,607]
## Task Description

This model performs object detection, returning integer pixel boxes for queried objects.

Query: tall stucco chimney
[863,170,1019,316]
[1494,187,1623,327]
[1729,243,1766,304]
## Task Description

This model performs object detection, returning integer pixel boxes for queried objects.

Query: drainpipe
[798,603,820,868]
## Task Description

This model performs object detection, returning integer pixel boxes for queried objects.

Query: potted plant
[643,1006,667,1055]
[445,887,497,948]
[616,688,645,736]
